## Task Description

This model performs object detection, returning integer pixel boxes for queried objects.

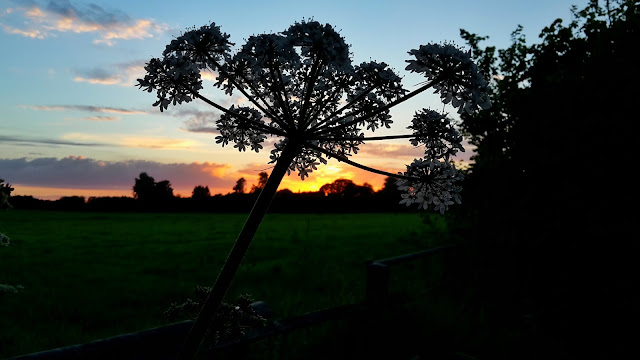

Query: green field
[0,210,447,358]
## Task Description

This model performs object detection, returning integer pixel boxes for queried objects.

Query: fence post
[365,261,390,306]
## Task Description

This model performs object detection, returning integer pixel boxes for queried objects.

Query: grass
[0,210,446,358]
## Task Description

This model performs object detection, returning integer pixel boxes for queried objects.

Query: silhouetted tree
[378,176,401,197]
[155,180,174,201]
[319,178,373,198]
[250,172,269,193]
[133,172,156,201]
[192,185,211,200]
[232,177,246,194]
[133,172,175,205]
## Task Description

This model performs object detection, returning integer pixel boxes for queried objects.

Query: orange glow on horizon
[11,166,389,201]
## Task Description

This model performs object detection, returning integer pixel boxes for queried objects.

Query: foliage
[164,289,266,345]
[448,0,638,357]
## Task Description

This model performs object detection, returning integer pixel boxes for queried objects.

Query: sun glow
[278,163,385,193]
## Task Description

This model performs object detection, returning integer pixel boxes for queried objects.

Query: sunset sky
[0,0,587,200]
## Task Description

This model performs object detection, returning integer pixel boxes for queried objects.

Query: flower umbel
[406,42,491,113]
[396,158,464,214]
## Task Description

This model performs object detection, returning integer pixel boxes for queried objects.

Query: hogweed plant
[138,20,490,359]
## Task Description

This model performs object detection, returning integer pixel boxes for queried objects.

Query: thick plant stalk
[178,141,300,360]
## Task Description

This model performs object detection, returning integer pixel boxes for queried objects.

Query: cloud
[71,62,221,88]
[72,60,146,87]
[357,142,425,159]
[357,140,475,163]
[1,0,168,45]
[0,156,237,192]
[179,109,220,134]
[21,104,146,114]
[54,132,202,150]
[64,116,120,121]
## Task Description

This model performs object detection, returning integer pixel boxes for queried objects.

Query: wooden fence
[7,245,456,360]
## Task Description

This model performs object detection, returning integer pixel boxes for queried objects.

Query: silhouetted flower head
[138,20,491,212]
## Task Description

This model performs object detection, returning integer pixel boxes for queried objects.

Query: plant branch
[268,56,295,127]
[304,141,418,181]
[311,133,421,142]
[194,93,287,137]
[178,140,301,360]
[206,56,291,131]
[310,84,377,132]
[299,56,322,126]
[314,77,442,136]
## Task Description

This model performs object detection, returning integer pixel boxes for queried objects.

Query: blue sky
[0,0,588,199]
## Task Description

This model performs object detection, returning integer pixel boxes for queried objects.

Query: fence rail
[8,245,456,360]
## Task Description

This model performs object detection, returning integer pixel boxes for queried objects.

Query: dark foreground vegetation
[1,1,636,359]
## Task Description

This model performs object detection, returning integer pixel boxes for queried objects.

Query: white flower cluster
[138,22,232,112]
[406,43,491,114]
[137,55,203,112]
[162,23,233,67]
[0,233,9,246]
[396,159,464,214]
[408,109,464,160]
[215,106,268,152]
[283,21,351,72]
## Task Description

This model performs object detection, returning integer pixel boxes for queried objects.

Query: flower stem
[178,141,300,360]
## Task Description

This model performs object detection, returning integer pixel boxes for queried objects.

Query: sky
[0,0,589,200]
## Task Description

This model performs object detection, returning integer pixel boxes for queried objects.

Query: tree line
[7,172,409,213]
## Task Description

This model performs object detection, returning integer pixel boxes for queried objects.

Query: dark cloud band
[0,156,233,190]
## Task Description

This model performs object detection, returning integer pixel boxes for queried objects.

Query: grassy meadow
[0,210,451,358]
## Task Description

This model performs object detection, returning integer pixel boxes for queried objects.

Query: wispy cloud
[59,133,201,150]
[0,134,105,147]
[1,0,168,45]
[357,141,475,163]
[0,132,201,151]
[64,115,121,121]
[178,109,220,134]
[21,104,146,115]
